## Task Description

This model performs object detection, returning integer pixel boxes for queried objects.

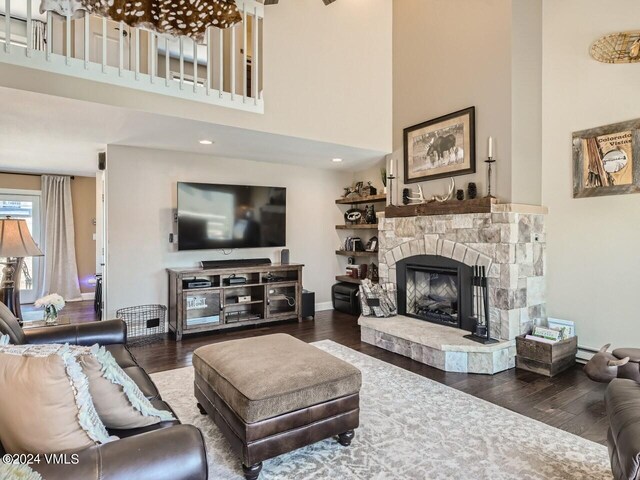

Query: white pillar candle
[488,136,493,158]
[389,158,394,176]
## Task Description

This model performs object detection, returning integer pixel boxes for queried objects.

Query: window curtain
[32,20,46,51]
[40,175,82,301]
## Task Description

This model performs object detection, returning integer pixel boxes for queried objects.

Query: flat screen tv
[177,182,286,251]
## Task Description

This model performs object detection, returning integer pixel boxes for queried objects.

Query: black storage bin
[332,282,361,315]
[301,289,315,319]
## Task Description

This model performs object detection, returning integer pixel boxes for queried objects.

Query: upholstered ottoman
[193,334,361,480]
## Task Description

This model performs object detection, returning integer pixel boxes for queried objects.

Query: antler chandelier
[39,0,242,42]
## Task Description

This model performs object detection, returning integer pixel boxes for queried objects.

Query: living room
[1,0,639,479]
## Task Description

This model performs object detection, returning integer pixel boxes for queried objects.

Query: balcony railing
[0,0,264,113]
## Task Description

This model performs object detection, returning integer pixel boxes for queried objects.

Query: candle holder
[484,157,496,199]
[387,174,396,206]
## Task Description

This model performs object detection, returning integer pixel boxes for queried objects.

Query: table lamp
[0,217,44,322]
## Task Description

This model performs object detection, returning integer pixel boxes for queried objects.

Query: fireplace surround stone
[360,204,547,373]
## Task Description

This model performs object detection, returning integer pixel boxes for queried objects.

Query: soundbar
[201,258,272,269]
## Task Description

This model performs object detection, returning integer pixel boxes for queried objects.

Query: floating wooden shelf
[385,197,498,218]
[335,275,363,284]
[335,250,378,257]
[335,194,387,205]
[335,224,379,230]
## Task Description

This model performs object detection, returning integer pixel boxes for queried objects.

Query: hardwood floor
[21,301,610,445]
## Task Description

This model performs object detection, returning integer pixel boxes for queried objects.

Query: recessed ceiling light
[199,140,214,145]
[332,158,343,163]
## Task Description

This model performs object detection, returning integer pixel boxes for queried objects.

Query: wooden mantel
[385,197,497,218]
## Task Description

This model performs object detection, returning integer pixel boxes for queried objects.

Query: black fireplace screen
[406,266,459,326]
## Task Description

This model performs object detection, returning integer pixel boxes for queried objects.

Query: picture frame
[547,318,576,340]
[572,118,640,198]
[403,107,476,184]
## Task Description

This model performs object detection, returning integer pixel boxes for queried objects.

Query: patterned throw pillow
[0,463,43,480]
[0,334,9,345]
[74,345,175,429]
[0,344,115,454]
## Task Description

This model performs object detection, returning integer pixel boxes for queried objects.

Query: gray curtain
[40,175,82,301]
[32,20,46,51]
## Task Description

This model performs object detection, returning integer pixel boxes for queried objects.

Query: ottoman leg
[337,430,355,446]
[242,462,263,480]
[196,402,207,415]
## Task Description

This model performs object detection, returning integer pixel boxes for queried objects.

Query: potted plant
[381,167,387,194]
[34,294,65,325]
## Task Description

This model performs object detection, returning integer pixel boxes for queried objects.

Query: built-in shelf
[335,224,379,230]
[335,250,378,257]
[224,300,264,308]
[335,194,387,205]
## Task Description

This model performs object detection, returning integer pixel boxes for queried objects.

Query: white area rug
[150,340,611,480]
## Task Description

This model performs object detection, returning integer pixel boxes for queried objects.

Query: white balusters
[84,13,90,68]
[230,24,236,100]
[242,3,247,101]
[205,27,211,95]
[26,0,32,57]
[252,8,258,104]
[192,37,197,93]
[134,28,140,79]
[118,21,124,76]
[65,14,71,65]
[218,28,223,98]
[179,36,184,89]
[165,36,170,87]
[46,12,52,60]
[4,0,9,53]
[150,32,155,84]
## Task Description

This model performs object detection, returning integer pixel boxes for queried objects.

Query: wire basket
[116,304,167,346]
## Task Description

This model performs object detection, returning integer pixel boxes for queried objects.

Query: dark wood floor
[22,300,610,445]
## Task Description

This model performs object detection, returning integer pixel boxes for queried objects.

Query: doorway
[0,190,42,304]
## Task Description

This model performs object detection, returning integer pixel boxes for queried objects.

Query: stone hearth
[359,316,515,374]
[361,203,547,373]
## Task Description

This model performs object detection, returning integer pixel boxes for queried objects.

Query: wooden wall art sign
[573,118,640,198]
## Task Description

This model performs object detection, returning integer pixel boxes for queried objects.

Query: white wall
[104,145,348,316]
[0,0,393,154]
[542,0,640,350]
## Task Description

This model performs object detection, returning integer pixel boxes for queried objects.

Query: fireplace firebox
[397,255,475,332]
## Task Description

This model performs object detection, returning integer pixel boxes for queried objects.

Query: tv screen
[177,182,286,251]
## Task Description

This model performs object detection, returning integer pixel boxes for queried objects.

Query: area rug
[150,340,611,480]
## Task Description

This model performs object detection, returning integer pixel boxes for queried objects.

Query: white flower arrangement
[34,294,66,313]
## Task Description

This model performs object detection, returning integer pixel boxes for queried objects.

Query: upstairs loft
[0,0,264,113]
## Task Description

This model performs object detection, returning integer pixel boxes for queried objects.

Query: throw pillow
[75,345,175,429]
[0,334,9,345]
[0,344,114,454]
[0,463,43,480]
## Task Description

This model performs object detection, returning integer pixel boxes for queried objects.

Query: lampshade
[0,218,44,258]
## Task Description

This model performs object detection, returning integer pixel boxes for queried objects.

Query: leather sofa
[605,378,640,480]
[0,304,208,480]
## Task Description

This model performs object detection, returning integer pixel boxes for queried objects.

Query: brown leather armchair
[605,378,640,480]
[0,302,208,480]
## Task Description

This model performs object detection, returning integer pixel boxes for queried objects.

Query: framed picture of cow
[403,107,476,184]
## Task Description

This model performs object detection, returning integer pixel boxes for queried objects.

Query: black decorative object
[485,157,496,198]
[363,182,377,196]
[456,189,464,201]
[344,208,362,225]
[364,205,377,224]
[402,188,410,205]
[467,182,477,199]
[464,265,498,345]
[367,263,379,282]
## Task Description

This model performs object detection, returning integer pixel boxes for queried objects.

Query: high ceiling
[0,86,385,176]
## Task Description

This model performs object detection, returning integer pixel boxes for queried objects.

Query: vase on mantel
[44,306,58,325]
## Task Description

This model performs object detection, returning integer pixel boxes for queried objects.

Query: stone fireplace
[358,202,547,374]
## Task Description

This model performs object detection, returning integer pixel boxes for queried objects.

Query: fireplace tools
[464,265,498,344]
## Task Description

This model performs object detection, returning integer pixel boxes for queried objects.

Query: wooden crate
[515,335,578,377]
